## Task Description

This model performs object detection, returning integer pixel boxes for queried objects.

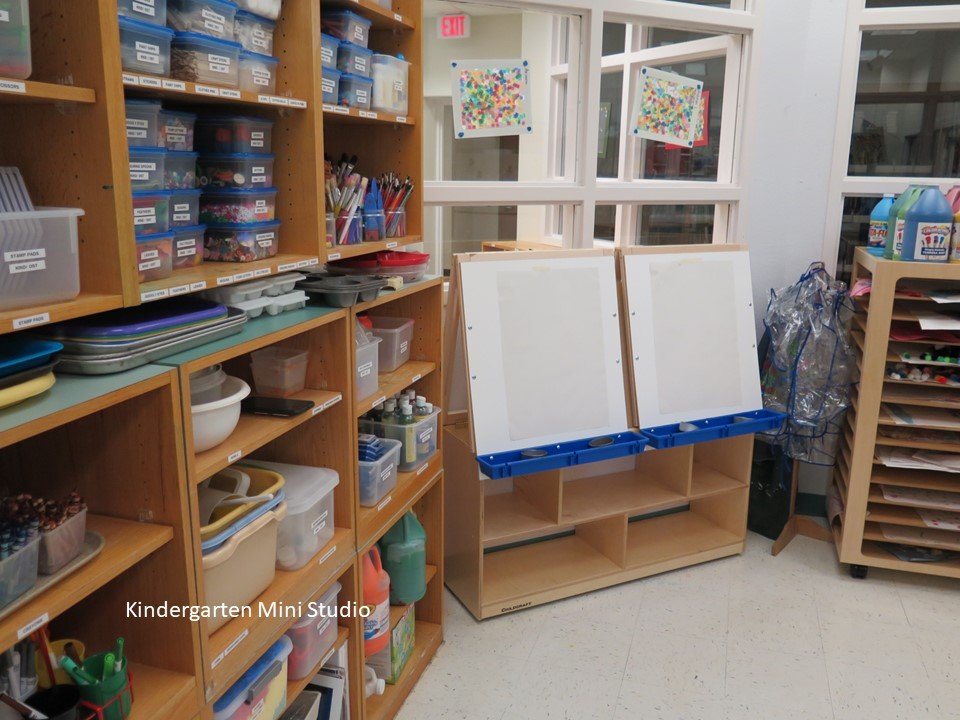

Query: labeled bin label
[9,260,45,274]
[177,247,196,258]
[0,10,9,22]
[132,1,156,16]
[12,313,49,330]
[356,88,369,103]
[321,46,334,64]
[135,41,161,66]
[5,248,45,262]
[128,128,147,139]
[173,213,190,222]
[139,259,161,271]
[204,19,224,34]
[0,79,25,94]
[354,56,367,73]
[322,77,335,94]
[208,54,231,74]
[140,249,159,260]
[174,202,190,212]
[255,232,275,242]
[353,26,365,42]
[358,361,373,378]
[254,36,268,50]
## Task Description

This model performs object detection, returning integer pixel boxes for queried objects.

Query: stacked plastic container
[195,115,281,263]
[321,10,374,110]
[0,0,32,79]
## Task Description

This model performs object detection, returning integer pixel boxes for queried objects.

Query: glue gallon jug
[947,186,960,262]
[868,194,895,254]
[362,546,391,655]
[886,186,923,260]
[380,511,427,605]
[902,187,952,263]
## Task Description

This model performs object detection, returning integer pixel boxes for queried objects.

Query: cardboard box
[368,604,415,684]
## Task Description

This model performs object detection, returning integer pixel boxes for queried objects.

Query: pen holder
[39,639,87,688]
[335,209,362,246]
[77,655,132,720]
[385,209,406,238]
[363,210,385,242]
[325,212,335,249]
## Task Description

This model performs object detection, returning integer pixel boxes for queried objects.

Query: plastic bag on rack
[760,262,858,465]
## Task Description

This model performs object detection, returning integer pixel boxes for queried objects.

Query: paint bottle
[901,187,952,263]
[362,547,391,656]
[868,194,895,254]
[379,511,427,605]
[947,186,960,262]
[886,186,924,260]
[382,400,397,424]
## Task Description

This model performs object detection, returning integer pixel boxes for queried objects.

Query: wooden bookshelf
[0,78,96,104]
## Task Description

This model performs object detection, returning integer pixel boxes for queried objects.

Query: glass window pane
[636,204,716,245]
[850,30,960,177]
[595,205,617,242]
[634,56,725,181]
[598,71,623,179]
[836,196,879,286]
[603,22,626,56]
[647,27,717,48]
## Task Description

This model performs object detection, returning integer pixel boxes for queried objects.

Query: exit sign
[439,13,470,39]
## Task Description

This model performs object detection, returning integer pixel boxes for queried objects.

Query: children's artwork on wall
[666,90,709,151]
[631,66,703,147]
[450,59,532,139]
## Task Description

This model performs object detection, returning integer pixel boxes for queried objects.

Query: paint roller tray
[640,409,787,449]
[476,431,649,480]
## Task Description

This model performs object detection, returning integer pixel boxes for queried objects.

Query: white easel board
[621,247,761,428]
[458,252,628,456]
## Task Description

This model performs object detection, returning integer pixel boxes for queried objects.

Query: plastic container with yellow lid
[198,465,284,541]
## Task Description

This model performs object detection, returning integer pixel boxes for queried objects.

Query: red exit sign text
[439,13,470,39]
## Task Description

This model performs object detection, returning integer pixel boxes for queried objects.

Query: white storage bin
[370,54,409,116]
[239,49,278,93]
[243,460,339,570]
[262,271,304,296]
[355,335,381,401]
[367,316,414,373]
[361,407,440,472]
[39,508,87,575]
[358,438,400,507]
[202,502,287,633]
[0,208,82,312]
[285,581,341,680]
[235,10,274,55]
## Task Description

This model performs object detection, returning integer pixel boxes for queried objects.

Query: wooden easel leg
[771,459,834,556]
[772,516,799,556]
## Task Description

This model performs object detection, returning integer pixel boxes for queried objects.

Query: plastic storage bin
[204,220,280,262]
[358,438,400,507]
[118,0,168,26]
[39,508,87,575]
[202,501,287,633]
[172,224,205,268]
[198,153,275,188]
[355,334,381,400]
[232,0,280,21]
[212,636,293,720]
[0,208,83,312]
[164,150,198,189]
[129,147,166,190]
[235,9,274,54]
[158,108,197,150]
[200,465,284,540]
[171,31,240,86]
[125,99,161,147]
[167,0,237,40]
[361,407,440,472]
[0,0,29,80]
[250,346,308,397]
[201,187,277,224]
[195,116,274,153]
[132,190,171,236]
[337,41,373,78]
[285,582,341,680]
[322,10,371,48]
[136,232,173,282]
[119,16,174,76]
[169,188,202,226]
[338,72,372,110]
[239,49,278,93]
[0,536,39,606]
[371,54,409,115]
[244,460,338,570]
[367,316,414,373]
[320,33,339,70]
[322,68,341,105]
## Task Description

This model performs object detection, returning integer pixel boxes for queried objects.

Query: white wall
[740,0,850,495]
[422,14,523,98]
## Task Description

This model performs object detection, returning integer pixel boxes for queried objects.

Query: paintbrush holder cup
[335,209,362,246]
[385,209,406,238]
[363,210,385,242]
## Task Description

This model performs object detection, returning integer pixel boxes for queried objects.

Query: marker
[114,638,124,674]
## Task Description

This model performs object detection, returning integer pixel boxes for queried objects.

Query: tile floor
[394,532,960,720]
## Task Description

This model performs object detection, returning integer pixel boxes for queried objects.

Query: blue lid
[172,31,242,51]
[202,0,237,12]
[195,114,275,125]
[320,32,341,44]
[160,108,198,119]
[202,186,279,195]
[118,15,176,36]
[236,8,276,25]
[201,489,285,552]
[199,152,277,159]
[324,9,372,26]
[132,189,173,198]
[169,188,203,197]
[136,230,175,242]
[212,636,293,713]
[339,71,373,85]
[125,98,161,108]
[339,40,373,56]
[323,68,342,79]
[128,146,166,156]
[206,219,281,230]
[173,223,207,234]
[239,49,280,64]
[166,150,199,158]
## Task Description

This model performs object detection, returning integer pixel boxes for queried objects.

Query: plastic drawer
[167,0,237,40]
[322,68,341,105]
[195,116,274,153]
[172,224,205,268]
[164,150,198,189]
[235,10,274,55]
[132,190,171,236]
[355,335,381,401]
[358,438,401,507]
[118,0,168,26]
[171,31,240,86]
[198,152,275,189]
[169,188,201,226]
[129,147,166,190]
[0,208,82,312]
[125,99,161,147]
[337,41,372,78]
[203,220,280,262]
[320,33,339,70]
[158,108,197,150]
[322,10,371,48]
[286,582,341,680]
[338,72,372,110]
[0,537,38,607]
[239,49,278,93]
[119,16,173,76]
[136,232,174,282]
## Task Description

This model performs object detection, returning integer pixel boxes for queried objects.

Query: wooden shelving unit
[836,247,960,579]
[0,78,96,104]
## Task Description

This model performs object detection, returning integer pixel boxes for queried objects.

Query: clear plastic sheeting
[760,263,858,465]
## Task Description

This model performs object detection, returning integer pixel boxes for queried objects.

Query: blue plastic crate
[476,431,649,479]
[641,409,787,449]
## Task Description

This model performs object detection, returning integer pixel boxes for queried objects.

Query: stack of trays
[0,337,62,410]
[297,271,388,308]
[37,298,246,375]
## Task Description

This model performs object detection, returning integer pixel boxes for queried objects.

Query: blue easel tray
[640,409,787,449]
[477,431,649,480]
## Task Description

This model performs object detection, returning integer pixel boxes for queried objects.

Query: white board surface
[623,250,761,428]
[459,255,628,456]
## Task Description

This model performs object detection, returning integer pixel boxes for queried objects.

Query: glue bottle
[868,194,895,254]
[901,186,952,262]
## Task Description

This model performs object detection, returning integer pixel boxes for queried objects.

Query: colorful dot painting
[451,61,532,138]
[631,66,703,147]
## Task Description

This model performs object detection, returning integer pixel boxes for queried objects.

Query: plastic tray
[49,310,230,354]
[0,359,57,390]
[48,297,227,340]
[640,409,788,449]
[298,274,387,306]
[0,371,55,410]
[476,431,650,480]
[0,337,63,377]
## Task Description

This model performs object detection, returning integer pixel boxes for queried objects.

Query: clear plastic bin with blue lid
[238,48,278,93]
[164,149,198,189]
[172,223,205,268]
[195,115,274,153]
[167,0,237,40]
[203,218,280,262]
[118,0,168,26]
[338,71,373,110]
[128,147,167,190]
[322,9,372,48]
[234,9,275,54]
[232,0,280,21]
[132,189,172,236]
[320,32,339,69]
[118,15,174,76]
[198,152,275,189]
[212,636,293,720]
[0,0,30,80]
[170,31,241,86]
[158,108,197,151]
[322,67,341,104]
[125,99,162,147]
[168,187,202,226]
[337,40,373,78]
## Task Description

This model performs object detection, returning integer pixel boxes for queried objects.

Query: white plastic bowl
[192,375,251,452]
